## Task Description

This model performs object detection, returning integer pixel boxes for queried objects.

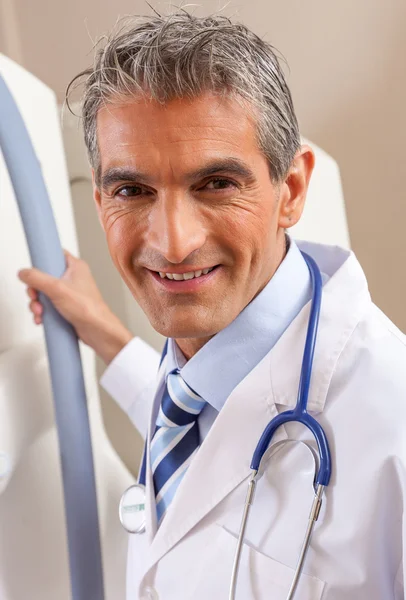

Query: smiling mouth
[152,265,219,281]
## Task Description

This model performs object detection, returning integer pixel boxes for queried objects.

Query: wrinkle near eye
[103,206,134,231]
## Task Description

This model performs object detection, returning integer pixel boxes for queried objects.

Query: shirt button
[142,586,159,600]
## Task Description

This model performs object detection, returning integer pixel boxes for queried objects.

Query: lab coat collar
[272,240,370,413]
[142,241,371,576]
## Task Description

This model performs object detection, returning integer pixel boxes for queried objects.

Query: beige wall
[1,0,405,472]
[3,0,405,329]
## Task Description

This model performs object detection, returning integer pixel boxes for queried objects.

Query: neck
[175,335,213,360]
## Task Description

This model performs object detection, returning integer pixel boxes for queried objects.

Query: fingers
[18,248,78,288]
[18,267,58,295]
[63,249,79,269]
[18,259,78,326]
[31,309,43,324]
[33,315,42,325]
[28,294,43,325]
[19,269,60,322]
[29,299,43,316]
[26,286,38,300]
[63,249,73,264]
[26,286,43,323]
[24,296,43,325]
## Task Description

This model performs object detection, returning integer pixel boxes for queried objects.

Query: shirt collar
[166,239,313,410]
[166,336,187,372]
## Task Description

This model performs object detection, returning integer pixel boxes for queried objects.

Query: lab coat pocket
[191,524,326,600]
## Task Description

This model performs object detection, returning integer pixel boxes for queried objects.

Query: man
[18,12,406,600]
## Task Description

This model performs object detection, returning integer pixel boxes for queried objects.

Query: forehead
[96,93,262,174]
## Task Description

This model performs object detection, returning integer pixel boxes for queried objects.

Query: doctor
[19,11,406,600]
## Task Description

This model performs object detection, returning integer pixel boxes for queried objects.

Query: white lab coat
[101,241,406,600]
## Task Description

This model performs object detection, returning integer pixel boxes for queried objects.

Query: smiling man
[93,92,310,357]
[19,11,406,600]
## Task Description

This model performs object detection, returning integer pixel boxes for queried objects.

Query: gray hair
[67,11,301,186]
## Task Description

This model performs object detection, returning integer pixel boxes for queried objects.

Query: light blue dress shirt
[164,239,325,442]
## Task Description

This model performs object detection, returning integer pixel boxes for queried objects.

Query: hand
[18,250,133,364]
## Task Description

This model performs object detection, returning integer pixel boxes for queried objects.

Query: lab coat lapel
[271,247,370,412]
[146,351,287,569]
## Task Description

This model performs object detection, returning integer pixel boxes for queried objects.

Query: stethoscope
[119,251,332,600]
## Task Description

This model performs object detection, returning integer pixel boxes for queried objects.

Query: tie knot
[157,370,206,428]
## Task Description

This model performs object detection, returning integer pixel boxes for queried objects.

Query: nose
[147,193,207,264]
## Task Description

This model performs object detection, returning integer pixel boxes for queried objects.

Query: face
[93,92,314,346]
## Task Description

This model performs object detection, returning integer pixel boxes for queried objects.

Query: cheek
[101,205,145,272]
[215,198,277,267]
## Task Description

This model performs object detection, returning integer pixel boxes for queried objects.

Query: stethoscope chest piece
[119,484,146,534]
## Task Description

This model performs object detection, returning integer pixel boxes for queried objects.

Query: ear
[91,168,105,231]
[277,144,315,229]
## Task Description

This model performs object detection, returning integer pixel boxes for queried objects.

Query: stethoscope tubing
[250,252,332,487]
[230,251,332,600]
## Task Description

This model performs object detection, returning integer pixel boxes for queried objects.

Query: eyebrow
[101,167,153,191]
[188,158,255,182]
[100,158,255,192]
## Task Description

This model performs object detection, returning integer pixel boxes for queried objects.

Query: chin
[153,321,218,340]
[148,308,227,340]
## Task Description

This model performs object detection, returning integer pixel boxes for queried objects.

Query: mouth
[147,265,221,292]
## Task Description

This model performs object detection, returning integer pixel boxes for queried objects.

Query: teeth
[183,272,195,280]
[158,267,215,280]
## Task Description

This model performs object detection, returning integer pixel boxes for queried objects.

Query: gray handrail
[0,74,104,600]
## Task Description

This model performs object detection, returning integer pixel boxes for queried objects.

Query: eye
[202,178,238,191]
[114,185,148,199]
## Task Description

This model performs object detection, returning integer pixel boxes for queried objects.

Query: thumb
[18,267,61,297]
[63,249,80,270]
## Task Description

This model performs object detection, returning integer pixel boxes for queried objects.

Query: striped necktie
[150,369,206,523]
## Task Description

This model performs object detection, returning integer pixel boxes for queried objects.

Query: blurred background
[1,0,405,476]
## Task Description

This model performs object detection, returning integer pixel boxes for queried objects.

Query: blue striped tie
[150,369,206,523]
